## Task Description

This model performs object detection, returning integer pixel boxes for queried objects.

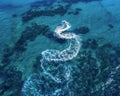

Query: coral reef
[21,6,67,23]
[15,23,49,52]
[69,38,120,96]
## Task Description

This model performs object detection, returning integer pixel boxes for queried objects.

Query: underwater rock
[108,24,114,29]
[12,14,17,18]
[74,26,90,34]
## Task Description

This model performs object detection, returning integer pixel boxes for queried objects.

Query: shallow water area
[0,0,120,96]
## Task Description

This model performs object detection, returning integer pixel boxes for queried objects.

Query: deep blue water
[0,0,120,96]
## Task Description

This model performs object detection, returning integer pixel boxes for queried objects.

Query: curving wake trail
[41,20,82,62]
[22,20,82,96]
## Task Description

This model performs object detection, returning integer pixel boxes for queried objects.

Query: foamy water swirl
[41,20,81,62]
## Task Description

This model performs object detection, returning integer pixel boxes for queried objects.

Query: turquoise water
[0,0,120,96]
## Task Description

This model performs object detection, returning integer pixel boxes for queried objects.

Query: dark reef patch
[47,32,67,44]
[108,24,114,29]
[21,6,67,23]
[12,14,18,18]
[14,23,50,52]
[74,26,90,34]
[67,8,82,15]
[1,23,50,67]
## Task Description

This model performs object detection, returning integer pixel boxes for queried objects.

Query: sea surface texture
[0,0,120,96]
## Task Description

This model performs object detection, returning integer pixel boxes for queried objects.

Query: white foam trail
[22,20,82,96]
[41,20,82,83]
[41,20,82,62]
